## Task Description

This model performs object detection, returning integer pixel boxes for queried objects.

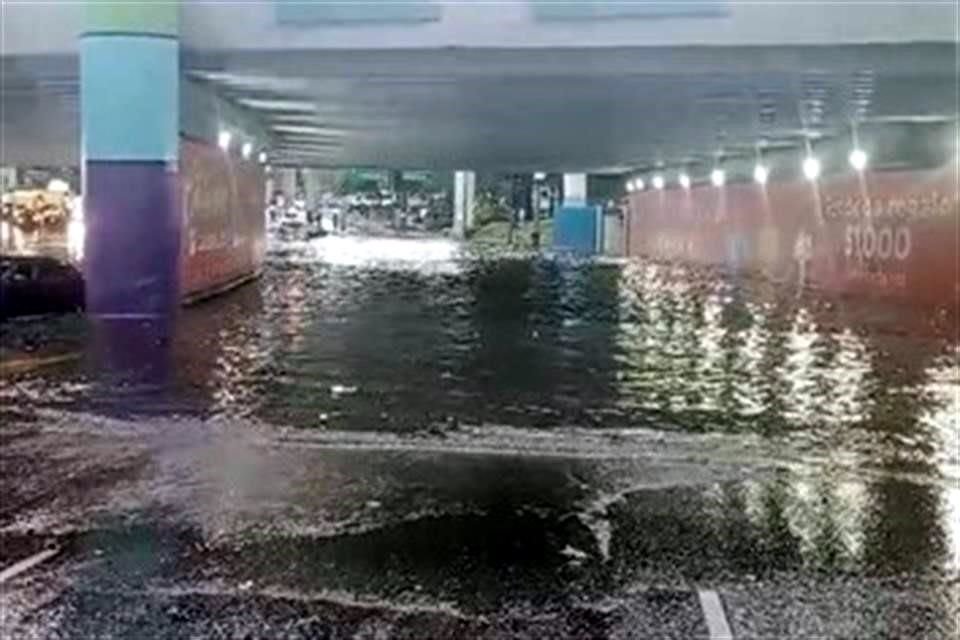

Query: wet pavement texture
[1,236,958,638]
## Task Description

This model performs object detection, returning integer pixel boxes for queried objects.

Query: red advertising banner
[179,138,266,301]
[626,164,959,311]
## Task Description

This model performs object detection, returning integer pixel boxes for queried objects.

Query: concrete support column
[276,168,298,201]
[453,170,475,238]
[81,3,180,400]
[301,169,323,209]
[81,2,180,317]
[562,173,587,206]
[264,172,276,205]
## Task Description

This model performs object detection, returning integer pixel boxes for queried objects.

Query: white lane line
[0,548,60,584]
[698,589,734,640]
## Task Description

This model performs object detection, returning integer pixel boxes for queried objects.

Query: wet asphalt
[0,235,958,638]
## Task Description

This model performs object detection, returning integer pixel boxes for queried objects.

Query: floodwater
[1,235,958,638]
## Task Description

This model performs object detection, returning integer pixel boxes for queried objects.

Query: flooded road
[1,236,957,638]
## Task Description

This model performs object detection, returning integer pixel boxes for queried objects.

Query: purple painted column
[81,3,180,317]
[84,165,181,314]
[81,4,181,401]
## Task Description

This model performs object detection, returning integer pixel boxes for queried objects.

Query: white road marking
[698,589,734,640]
[0,548,60,584]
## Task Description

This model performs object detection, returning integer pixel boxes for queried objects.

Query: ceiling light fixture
[848,148,868,171]
[753,164,769,185]
[218,130,232,151]
[710,168,726,187]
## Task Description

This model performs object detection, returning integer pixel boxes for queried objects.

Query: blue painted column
[80,3,180,401]
[553,173,600,254]
[81,2,180,317]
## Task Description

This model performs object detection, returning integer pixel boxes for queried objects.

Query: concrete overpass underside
[2,43,957,174]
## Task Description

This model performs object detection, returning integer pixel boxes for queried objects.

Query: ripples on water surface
[3,236,957,473]
[2,235,958,587]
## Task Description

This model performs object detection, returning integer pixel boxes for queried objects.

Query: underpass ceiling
[2,44,957,172]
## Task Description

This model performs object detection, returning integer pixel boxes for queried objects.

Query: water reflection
[1,237,957,585]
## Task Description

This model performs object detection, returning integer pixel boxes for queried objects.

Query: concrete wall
[2,1,955,55]
[625,161,960,308]
[180,137,266,301]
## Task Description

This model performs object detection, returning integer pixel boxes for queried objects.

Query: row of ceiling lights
[626,147,869,192]
[218,129,269,165]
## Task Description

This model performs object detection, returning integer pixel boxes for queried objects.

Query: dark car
[0,255,84,319]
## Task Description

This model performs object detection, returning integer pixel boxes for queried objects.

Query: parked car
[0,255,84,319]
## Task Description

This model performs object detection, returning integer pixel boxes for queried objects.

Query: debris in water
[330,384,358,397]
[560,545,589,562]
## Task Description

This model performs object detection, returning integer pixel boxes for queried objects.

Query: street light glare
[652,175,665,190]
[849,148,868,171]
[753,164,769,185]
[47,179,70,193]
[218,130,232,151]
[710,169,725,187]
[678,173,691,189]
[802,156,821,181]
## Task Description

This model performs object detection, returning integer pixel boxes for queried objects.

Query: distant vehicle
[408,194,426,208]
[359,193,380,207]
[379,191,396,207]
[304,223,327,240]
[2,188,72,232]
[320,205,344,232]
[0,255,84,319]
[282,204,308,227]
